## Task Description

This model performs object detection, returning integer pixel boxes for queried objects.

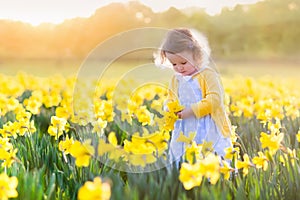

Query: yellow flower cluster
[179,130,291,189]
[178,133,239,190]
[70,130,170,168]
[179,144,224,190]
[179,110,298,188]
[163,100,184,131]
[48,116,69,140]
[225,77,300,121]
[69,140,95,167]
[124,131,170,166]
[1,72,300,195]
[59,137,95,167]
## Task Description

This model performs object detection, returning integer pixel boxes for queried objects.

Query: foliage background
[0,0,299,60]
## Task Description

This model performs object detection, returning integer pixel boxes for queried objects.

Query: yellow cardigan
[167,67,231,137]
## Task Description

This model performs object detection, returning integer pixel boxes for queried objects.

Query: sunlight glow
[0,0,262,26]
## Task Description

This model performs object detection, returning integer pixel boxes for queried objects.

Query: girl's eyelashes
[172,62,186,66]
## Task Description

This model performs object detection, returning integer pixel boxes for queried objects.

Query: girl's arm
[190,70,223,118]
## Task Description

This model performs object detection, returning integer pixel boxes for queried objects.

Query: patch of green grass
[1,58,299,78]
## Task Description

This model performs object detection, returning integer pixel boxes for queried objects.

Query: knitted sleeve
[190,70,222,118]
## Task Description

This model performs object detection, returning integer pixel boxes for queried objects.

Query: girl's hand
[176,107,195,119]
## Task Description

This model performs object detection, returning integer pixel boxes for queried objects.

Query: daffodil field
[0,71,299,200]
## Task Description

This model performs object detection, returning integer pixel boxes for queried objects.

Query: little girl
[155,28,232,163]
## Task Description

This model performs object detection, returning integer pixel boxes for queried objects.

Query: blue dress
[169,71,232,163]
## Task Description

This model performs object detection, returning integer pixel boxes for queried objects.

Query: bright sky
[0,0,262,26]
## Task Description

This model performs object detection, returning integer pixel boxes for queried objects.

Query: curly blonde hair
[154,28,211,69]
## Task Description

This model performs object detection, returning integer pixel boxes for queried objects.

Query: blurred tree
[0,0,299,59]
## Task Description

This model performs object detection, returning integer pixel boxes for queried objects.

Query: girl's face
[165,51,198,76]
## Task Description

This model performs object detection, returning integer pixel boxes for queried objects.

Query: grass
[0,58,299,78]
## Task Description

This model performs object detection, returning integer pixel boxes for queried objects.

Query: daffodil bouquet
[163,100,184,131]
[166,100,185,113]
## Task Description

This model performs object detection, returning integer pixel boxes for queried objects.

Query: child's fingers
[177,111,182,119]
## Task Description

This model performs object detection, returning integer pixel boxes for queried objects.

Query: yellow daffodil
[252,151,268,171]
[237,154,253,176]
[260,132,284,155]
[0,138,13,151]
[128,153,148,167]
[0,173,18,200]
[108,132,118,147]
[220,160,233,180]
[123,131,170,166]
[18,120,36,136]
[15,109,31,123]
[108,148,126,162]
[6,97,19,111]
[135,106,153,126]
[130,93,144,106]
[163,111,178,131]
[296,129,300,143]
[2,121,18,139]
[185,141,201,164]
[0,148,18,168]
[124,140,153,166]
[59,135,75,154]
[179,162,202,190]
[176,132,196,145]
[199,140,214,156]
[151,99,164,114]
[279,148,296,166]
[48,116,68,140]
[78,177,111,200]
[43,90,62,108]
[23,97,42,115]
[199,153,220,184]
[96,100,114,122]
[230,125,238,144]
[267,118,281,134]
[69,140,95,167]
[97,139,115,157]
[91,118,107,135]
[56,106,71,119]
[167,101,184,113]
[224,146,240,160]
